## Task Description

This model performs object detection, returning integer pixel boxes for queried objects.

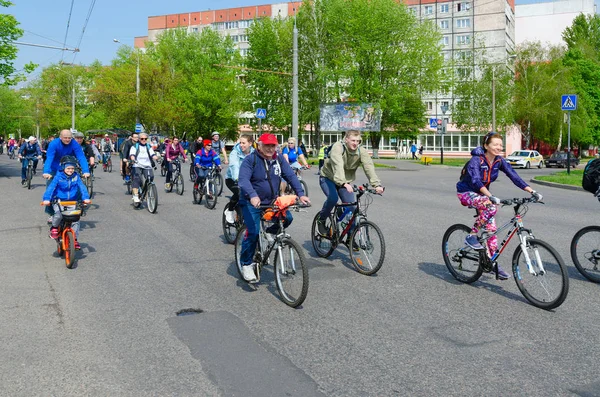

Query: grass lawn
[534,170,583,187]
[418,158,467,167]
[307,159,396,168]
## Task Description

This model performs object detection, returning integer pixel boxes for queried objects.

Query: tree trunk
[370,133,381,159]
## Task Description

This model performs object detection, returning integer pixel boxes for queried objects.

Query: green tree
[0,0,36,85]
[0,85,34,137]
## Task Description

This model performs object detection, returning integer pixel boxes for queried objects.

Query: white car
[506,150,544,169]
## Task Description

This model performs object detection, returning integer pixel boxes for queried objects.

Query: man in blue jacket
[43,129,90,180]
[18,136,42,185]
[237,133,310,282]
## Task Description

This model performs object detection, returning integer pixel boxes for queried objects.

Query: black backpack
[323,141,349,160]
[582,158,600,193]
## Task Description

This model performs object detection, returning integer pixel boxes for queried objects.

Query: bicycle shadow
[300,240,364,274]
[418,261,530,306]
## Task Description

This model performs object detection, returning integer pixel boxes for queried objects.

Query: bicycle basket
[61,208,82,222]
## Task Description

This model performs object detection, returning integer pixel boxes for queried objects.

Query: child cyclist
[456,132,542,279]
[42,156,91,250]
[194,139,221,191]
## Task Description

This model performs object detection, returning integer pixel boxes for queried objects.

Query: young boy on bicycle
[42,156,91,250]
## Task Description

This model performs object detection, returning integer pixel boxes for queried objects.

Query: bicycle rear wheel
[222,205,242,244]
[274,238,309,308]
[442,224,483,283]
[349,220,385,275]
[204,180,217,209]
[512,238,569,310]
[147,184,158,213]
[311,212,335,258]
[175,174,184,195]
[571,226,600,283]
[234,226,248,281]
[107,158,112,173]
[64,229,75,269]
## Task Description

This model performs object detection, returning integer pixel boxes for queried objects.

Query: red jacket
[165,143,185,161]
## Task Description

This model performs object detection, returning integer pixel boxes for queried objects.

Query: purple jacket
[456,147,529,193]
[165,143,185,161]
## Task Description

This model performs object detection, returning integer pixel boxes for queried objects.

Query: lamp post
[492,54,517,133]
[54,66,76,130]
[440,105,448,164]
[113,39,140,124]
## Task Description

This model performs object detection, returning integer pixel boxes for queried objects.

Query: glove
[531,191,543,202]
[488,196,501,205]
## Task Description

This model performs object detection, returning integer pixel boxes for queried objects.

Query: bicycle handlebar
[500,197,543,206]
[354,183,384,196]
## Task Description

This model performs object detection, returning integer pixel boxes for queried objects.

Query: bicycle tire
[571,226,600,283]
[64,229,75,269]
[205,180,217,209]
[349,220,385,275]
[274,237,309,307]
[175,174,184,195]
[234,226,248,281]
[147,183,158,213]
[300,180,308,197]
[56,236,64,256]
[512,238,569,310]
[161,164,166,177]
[222,205,242,244]
[107,159,112,173]
[85,176,93,198]
[215,172,224,196]
[193,185,202,204]
[189,164,196,182]
[442,224,483,283]
[310,212,336,258]
[27,166,32,190]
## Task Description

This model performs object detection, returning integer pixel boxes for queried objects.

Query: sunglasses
[205,144,212,146]
[140,138,147,141]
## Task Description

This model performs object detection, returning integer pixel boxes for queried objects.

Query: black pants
[225,178,240,211]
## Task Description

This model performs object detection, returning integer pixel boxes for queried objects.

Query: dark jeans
[318,176,356,221]
[21,157,37,180]
[166,161,179,183]
[132,167,154,189]
[239,200,292,266]
[225,178,239,211]
[194,167,209,188]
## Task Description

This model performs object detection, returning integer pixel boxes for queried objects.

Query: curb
[530,178,584,191]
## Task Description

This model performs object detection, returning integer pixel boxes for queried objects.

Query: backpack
[134,143,156,168]
[323,141,348,160]
[582,158,600,194]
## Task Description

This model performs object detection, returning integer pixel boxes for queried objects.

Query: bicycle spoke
[350,221,385,275]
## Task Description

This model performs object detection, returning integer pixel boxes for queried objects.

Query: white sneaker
[165,183,171,190]
[132,195,140,203]
[242,264,257,282]
[225,209,236,224]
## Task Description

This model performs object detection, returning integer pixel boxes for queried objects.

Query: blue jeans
[318,177,356,221]
[102,152,111,163]
[239,200,293,266]
[21,158,34,180]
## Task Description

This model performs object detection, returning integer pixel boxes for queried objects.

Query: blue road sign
[561,95,577,111]
[256,108,267,119]
[135,123,143,133]
[429,118,438,128]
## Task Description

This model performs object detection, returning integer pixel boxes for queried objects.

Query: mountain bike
[189,162,196,182]
[571,217,600,283]
[222,203,243,244]
[442,197,569,310]
[166,158,184,195]
[132,166,158,213]
[44,200,89,269]
[283,165,309,197]
[193,165,219,209]
[83,164,94,198]
[234,199,310,307]
[22,155,38,190]
[8,147,16,159]
[311,184,385,275]
[102,153,112,173]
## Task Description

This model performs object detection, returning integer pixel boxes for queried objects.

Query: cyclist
[189,136,204,162]
[120,132,139,183]
[43,129,90,180]
[7,137,16,157]
[316,130,384,236]
[194,139,221,191]
[282,137,310,169]
[456,131,542,280]
[0,136,4,154]
[210,131,229,164]
[73,132,96,170]
[164,136,186,191]
[224,134,255,224]
[43,155,91,250]
[237,133,310,282]
[100,134,113,165]
[129,132,158,203]
[41,136,54,162]
[18,136,42,185]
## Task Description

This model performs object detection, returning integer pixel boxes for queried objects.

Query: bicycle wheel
[215,172,224,196]
[222,205,241,244]
[204,180,217,209]
[126,181,132,195]
[571,226,600,283]
[147,183,158,213]
[161,164,166,177]
[107,159,112,173]
[175,174,184,195]
[512,238,569,310]
[27,166,32,190]
[300,180,308,197]
[234,226,248,281]
[85,176,93,198]
[189,164,196,182]
[349,220,385,275]
[64,229,75,269]
[442,224,483,283]
[274,238,309,307]
[310,212,335,258]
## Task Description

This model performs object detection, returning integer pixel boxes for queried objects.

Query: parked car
[546,152,580,168]
[506,150,544,169]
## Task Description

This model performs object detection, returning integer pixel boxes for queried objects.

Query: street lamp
[492,54,517,133]
[54,66,76,130]
[113,39,140,125]
[440,105,448,165]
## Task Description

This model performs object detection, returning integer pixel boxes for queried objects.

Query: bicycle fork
[518,233,545,276]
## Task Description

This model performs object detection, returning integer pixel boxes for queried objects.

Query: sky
[7,0,600,85]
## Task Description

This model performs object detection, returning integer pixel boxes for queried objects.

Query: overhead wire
[61,0,76,63]
[71,0,98,64]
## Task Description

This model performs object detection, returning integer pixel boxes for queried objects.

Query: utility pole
[292,19,299,140]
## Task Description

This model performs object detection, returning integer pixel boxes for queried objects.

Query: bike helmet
[60,155,78,170]
[211,131,219,137]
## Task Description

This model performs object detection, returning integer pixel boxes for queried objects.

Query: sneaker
[317,218,328,235]
[242,264,257,282]
[21,179,26,185]
[352,241,360,252]
[494,264,510,280]
[50,227,59,239]
[225,209,236,224]
[465,234,484,250]
[74,241,81,250]
[132,195,141,203]
[32,170,37,175]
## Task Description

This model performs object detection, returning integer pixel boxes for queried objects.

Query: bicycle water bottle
[338,207,352,229]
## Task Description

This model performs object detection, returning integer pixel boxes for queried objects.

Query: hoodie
[43,170,90,202]
[225,142,254,181]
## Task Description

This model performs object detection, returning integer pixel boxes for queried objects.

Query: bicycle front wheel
[349,220,385,275]
[126,181,132,195]
[571,226,600,283]
[27,167,32,190]
[107,159,112,173]
[512,238,569,310]
[175,174,184,195]
[85,176,93,198]
[204,181,217,209]
[442,224,483,283]
[274,238,309,307]
[215,172,224,196]
[147,184,158,213]
[64,229,75,269]
[300,180,308,197]
[234,226,247,281]
[310,212,335,258]
[222,205,241,244]
[189,164,196,182]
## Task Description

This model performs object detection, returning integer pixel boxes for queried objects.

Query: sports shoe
[74,241,81,250]
[50,227,59,239]
[465,234,484,250]
[494,264,510,280]
[21,179,26,185]
[225,209,236,224]
[242,264,257,282]
[132,194,141,203]
[352,241,360,252]
[165,183,171,191]
[317,218,328,235]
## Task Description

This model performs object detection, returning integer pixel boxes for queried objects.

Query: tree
[0,85,34,137]
[0,1,36,86]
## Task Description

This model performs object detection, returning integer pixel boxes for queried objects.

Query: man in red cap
[237,133,310,282]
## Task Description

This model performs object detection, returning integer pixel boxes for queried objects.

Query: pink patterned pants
[457,192,498,254]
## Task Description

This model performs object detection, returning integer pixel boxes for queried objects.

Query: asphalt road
[0,154,598,396]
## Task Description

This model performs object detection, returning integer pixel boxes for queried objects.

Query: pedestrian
[418,145,424,159]
[410,142,417,160]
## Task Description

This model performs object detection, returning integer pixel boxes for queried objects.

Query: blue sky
[8,0,600,84]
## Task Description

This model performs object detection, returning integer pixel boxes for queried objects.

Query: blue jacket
[42,170,90,202]
[456,147,529,193]
[194,148,221,168]
[238,151,305,205]
[226,142,254,181]
[43,138,90,175]
[19,142,42,157]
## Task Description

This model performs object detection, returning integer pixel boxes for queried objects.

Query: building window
[441,36,449,46]
[441,101,449,109]
[440,20,449,29]
[457,50,472,60]
[240,48,249,56]
[424,5,433,14]
[213,22,225,30]
[456,18,471,28]
[409,7,417,15]
[192,27,198,32]
[440,4,449,13]
[456,35,471,45]
[427,101,433,110]
[457,67,470,78]
[457,2,471,12]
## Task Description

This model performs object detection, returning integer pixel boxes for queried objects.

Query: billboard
[319,103,381,132]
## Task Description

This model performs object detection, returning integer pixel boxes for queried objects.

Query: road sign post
[561,95,577,175]
[256,108,266,134]
[440,105,448,165]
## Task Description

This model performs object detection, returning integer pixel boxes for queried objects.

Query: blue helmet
[60,155,78,170]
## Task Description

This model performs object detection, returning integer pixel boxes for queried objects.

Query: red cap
[203,139,212,146]
[258,133,278,145]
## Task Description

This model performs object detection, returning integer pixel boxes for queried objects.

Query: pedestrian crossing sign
[256,108,267,119]
[561,95,577,111]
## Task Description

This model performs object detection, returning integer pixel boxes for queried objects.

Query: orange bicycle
[42,200,89,269]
